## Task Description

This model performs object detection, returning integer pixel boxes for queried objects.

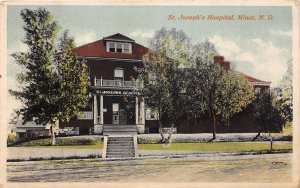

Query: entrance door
[112,103,119,124]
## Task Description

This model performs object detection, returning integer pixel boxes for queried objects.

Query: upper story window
[114,68,124,80]
[106,42,132,54]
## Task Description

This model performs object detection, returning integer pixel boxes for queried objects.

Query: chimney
[213,56,230,70]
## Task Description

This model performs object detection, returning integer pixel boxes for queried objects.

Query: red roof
[73,34,148,59]
[103,33,135,42]
[242,73,263,82]
[213,56,269,84]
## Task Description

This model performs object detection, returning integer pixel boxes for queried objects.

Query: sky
[6,5,293,119]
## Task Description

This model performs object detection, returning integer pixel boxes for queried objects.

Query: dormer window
[106,42,132,54]
[108,43,115,52]
[124,43,130,53]
[116,43,122,53]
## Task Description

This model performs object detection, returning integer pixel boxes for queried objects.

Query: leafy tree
[149,27,191,67]
[141,27,255,141]
[185,39,218,126]
[277,59,293,123]
[9,8,90,145]
[200,64,254,140]
[187,40,254,140]
[55,30,90,123]
[138,27,190,142]
[253,89,285,151]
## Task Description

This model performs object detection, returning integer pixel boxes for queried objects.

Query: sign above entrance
[95,89,141,96]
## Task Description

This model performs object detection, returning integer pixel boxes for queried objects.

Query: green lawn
[19,141,103,149]
[138,142,292,152]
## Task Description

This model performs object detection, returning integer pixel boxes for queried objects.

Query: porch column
[93,95,98,124]
[100,95,103,124]
[135,97,139,124]
[140,97,145,124]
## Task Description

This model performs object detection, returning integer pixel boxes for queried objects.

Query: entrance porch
[92,93,145,135]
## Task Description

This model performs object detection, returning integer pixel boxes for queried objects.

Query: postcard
[0,0,299,188]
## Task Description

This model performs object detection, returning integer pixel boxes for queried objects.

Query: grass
[138,142,292,152]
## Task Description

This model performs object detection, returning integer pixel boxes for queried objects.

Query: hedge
[12,137,100,147]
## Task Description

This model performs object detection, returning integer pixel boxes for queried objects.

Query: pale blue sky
[7,5,293,115]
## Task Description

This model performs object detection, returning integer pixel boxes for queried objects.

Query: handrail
[95,79,138,88]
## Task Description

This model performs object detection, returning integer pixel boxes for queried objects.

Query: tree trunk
[268,126,273,153]
[252,124,261,141]
[159,119,166,142]
[50,125,56,146]
[166,123,174,142]
[212,114,217,140]
[194,115,197,126]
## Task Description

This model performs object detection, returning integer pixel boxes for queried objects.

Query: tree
[185,39,218,126]
[54,30,90,143]
[201,64,254,140]
[277,59,293,123]
[187,40,254,140]
[137,27,190,142]
[253,89,285,152]
[9,8,90,145]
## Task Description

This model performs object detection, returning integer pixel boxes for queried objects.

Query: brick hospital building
[59,33,272,135]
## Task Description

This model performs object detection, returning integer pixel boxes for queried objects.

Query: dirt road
[7,153,292,182]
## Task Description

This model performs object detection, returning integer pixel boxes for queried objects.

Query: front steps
[104,136,138,158]
[103,124,137,135]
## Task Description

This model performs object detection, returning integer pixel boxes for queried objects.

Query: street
[7,153,292,182]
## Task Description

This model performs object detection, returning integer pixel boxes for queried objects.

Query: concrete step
[103,125,137,136]
[107,148,134,152]
[104,126,137,129]
[104,128,137,131]
[107,144,134,149]
[103,128,136,132]
[107,143,134,146]
[106,154,135,158]
[107,146,134,150]
[105,135,136,159]
[104,125,137,129]
[104,132,137,135]
[106,150,135,154]
[108,137,133,140]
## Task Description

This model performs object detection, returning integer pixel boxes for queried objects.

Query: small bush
[7,133,17,145]
[282,122,293,136]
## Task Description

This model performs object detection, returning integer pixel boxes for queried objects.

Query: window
[106,42,132,53]
[255,87,261,94]
[109,42,115,52]
[116,43,122,53]
[114,68,124,79]
[123,43,130,53]
[146,107,158,120]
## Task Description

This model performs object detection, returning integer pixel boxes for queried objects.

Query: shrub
[7,133,17,145]
[282,122,293,136]
[14,137,98,147]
